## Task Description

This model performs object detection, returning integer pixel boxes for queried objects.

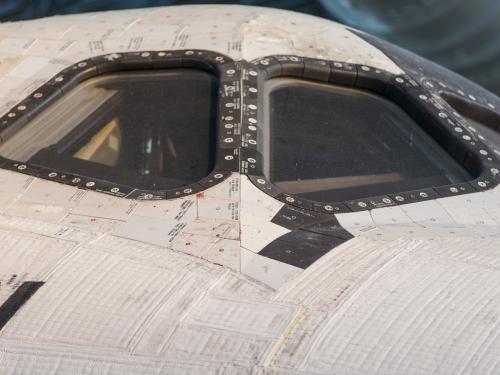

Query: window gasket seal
[0,49,241,200]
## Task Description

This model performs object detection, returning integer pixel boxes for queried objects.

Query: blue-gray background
[2,0,499,95]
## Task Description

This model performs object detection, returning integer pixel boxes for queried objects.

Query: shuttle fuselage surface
[0,5,499,375]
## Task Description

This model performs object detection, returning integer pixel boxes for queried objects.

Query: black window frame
[0,51,498,209]
[241,55,500,213]
[0,50,241,199]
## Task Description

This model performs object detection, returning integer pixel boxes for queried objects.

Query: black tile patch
[275,55,304,77]
[389,188,440,205]
[0,281,44,331]
[302,219,354,240]
[126,189,167,200]
[355,65,391,94]
[263,205,354,268]
[434,183,476,197]
[92,180,135,198]
[198,171,232,189]
[240,148,263,176]
[166,182,204,199]
[271,204,331,230]
[303,58,331,82]
[247,175,281,197]
[346,196,396,212]
[51,59,98,93]
[4,161,43,177]
[329,61,357,86]
[275,193,313,210]
[312,202,352,214]
[259,229,347,269]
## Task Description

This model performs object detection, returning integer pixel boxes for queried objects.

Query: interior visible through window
[0,69,218,190]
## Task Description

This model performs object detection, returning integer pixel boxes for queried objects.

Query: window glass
[264,78,473,203]
[0,69,218,190]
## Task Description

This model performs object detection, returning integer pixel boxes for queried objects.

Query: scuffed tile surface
[0,5,498,375]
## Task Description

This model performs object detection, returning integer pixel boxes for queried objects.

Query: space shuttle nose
[0,5,499,375]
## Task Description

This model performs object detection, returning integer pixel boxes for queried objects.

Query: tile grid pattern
[0,5,499,374]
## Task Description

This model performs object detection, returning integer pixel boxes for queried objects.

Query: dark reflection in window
[265,78,473,203]
[0,69,218,190]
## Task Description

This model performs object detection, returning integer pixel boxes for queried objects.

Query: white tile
[73,191,137,221]
[336,210,377,237]
[61,214,119,233]
[18,178,85,208]
[240,247,302,290]
[241,176,283,221]
[185,293,296,337]
[133,197,196,221]
[197,197,239,221]
[203,239,240,271]
[183,218,239,240]
[0,169,33,194]
[241,213,290,253]
[4,201,70,222]
[112,215,179,248]
[401,200,457,227]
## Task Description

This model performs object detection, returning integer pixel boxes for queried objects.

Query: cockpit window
[263,78,474,203]
[0,69,218,190]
